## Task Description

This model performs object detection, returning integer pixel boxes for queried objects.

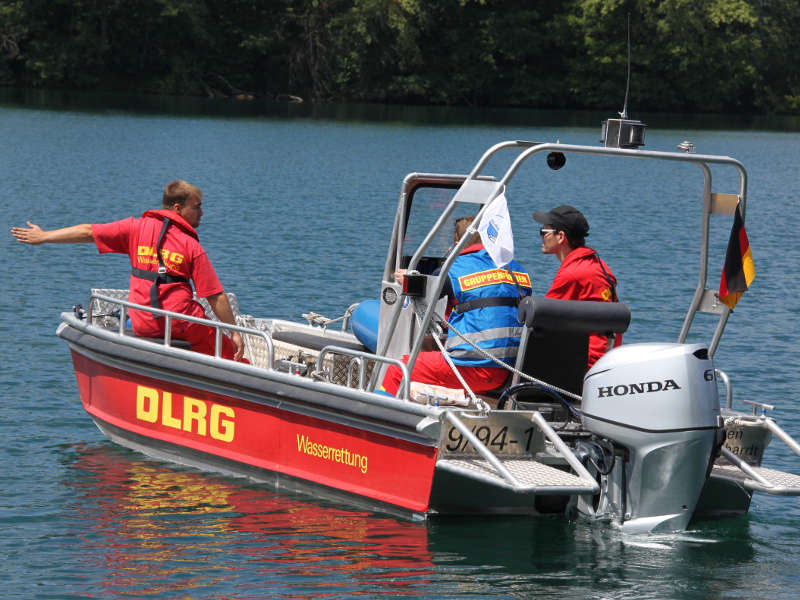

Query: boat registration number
[439,413,543,456]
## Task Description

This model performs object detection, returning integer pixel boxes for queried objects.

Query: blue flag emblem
[487,220,499,243]
[478,192,514,267]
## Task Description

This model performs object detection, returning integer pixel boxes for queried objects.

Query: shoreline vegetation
[1,1,798,116]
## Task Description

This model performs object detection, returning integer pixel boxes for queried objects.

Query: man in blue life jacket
[381,216,532,395]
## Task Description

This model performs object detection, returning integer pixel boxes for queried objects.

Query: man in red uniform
[11,180,244,361]
[533,205,621,368]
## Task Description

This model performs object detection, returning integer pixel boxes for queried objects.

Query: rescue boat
[58,116,800,533]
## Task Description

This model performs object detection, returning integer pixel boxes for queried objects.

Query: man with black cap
[533,204,621,368]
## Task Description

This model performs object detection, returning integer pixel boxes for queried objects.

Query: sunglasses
[539,227,558,237]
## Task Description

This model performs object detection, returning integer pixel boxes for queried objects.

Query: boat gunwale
[58,312,441,446]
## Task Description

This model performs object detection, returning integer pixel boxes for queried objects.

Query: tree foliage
[0,0,797,114]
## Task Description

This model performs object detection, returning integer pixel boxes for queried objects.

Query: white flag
[477,193,514,267]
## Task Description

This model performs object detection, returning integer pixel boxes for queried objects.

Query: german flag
[719,203,756,310]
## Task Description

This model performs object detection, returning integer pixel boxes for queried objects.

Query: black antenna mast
[620,13,631,119]
[600,11,646,149]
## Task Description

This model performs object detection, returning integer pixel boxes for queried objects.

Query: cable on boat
[586,438,617,476]
[411,304,488,411]
[496,381,582,423]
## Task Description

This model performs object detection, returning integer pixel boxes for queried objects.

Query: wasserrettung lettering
[296,433,369,474]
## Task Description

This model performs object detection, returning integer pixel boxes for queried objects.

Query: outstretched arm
[10,222,94,245]
[205,291,244,361]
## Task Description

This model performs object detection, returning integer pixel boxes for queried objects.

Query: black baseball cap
[532,205,590,237]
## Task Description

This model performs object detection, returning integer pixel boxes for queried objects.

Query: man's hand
[206,291,248,362]
[11,221,47,245]
[231,331,244,361]
[10,222,93,244]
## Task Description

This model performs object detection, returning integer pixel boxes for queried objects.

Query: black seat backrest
[512,297,631,397]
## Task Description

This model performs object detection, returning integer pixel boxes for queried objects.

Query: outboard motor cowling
[579,343,721,532]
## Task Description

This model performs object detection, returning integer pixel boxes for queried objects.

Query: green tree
[328,0,423,101]
[0,1,26,84]
[368,0,571,107]
[1,0,798,114]
[567,0,762,113]
[752,0,800,113]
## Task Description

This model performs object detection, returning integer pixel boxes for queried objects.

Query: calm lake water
[2,92,799,599]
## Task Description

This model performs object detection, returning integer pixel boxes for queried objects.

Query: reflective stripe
[447,345,521,360]
[445,248,531,367]
[446,326,524,349]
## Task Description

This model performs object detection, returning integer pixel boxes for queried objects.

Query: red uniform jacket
[545,246,622,368]
[92,209,224,337]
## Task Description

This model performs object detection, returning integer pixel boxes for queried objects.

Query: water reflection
[64,442,773,599]
[66,444,433,598]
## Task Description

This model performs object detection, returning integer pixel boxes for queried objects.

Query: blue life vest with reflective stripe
[445,247,532,367]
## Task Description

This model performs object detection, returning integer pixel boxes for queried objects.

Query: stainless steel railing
[88,292,275,368]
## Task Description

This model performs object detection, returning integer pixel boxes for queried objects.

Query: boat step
[710,463,800,495]
[436,456,597,494]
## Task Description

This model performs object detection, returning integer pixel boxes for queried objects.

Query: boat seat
[510,297,631,404]
[124,328,192,350]
[271,330,367,353]
[476,372,514,406]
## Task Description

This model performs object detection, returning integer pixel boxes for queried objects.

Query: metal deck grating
[438,456,593,490]
[711,464,800,495]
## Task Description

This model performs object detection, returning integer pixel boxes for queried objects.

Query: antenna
[600,11,646,149]
[619,13,631,119]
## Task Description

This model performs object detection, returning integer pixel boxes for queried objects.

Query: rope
[411,301,489,411]
[302,304,357,331]
[428,318,488,411]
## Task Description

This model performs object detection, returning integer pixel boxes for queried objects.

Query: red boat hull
[71,351,438,512]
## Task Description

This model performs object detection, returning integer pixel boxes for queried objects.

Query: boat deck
[711,463,800,495]
[437,455,597,493]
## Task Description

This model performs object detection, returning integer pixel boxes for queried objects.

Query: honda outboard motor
[577,343,722,533]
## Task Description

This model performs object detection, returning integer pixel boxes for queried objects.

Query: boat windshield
[400,185,479,274]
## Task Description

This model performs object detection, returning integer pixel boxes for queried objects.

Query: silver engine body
[577,343,722,532]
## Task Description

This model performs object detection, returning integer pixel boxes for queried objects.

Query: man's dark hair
[563,230,586,248]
